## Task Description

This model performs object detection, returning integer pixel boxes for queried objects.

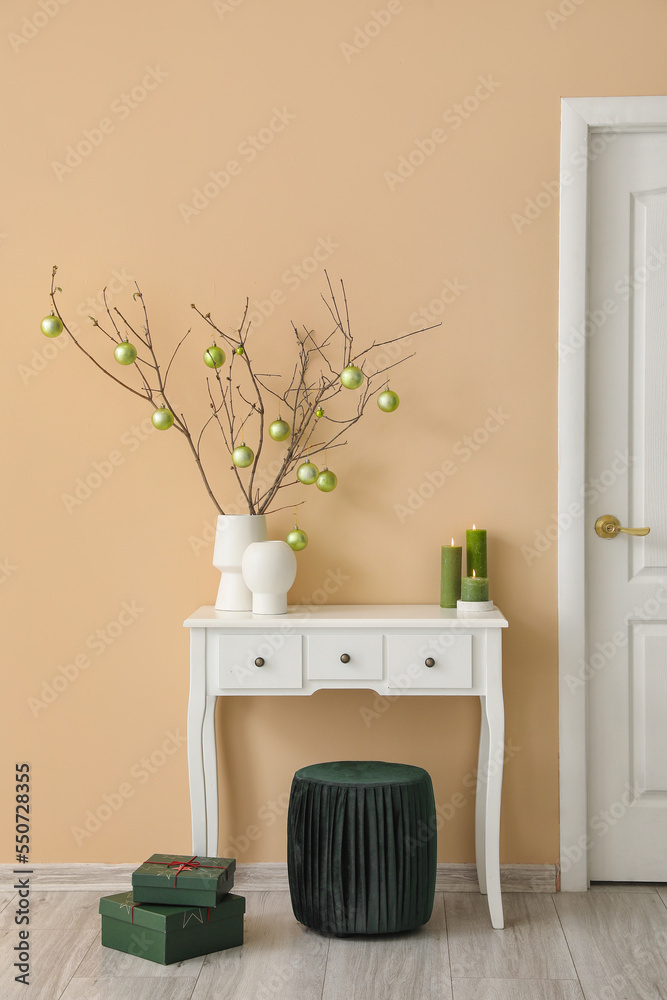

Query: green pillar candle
[466,526,487,578]
[440,540,462,608]
[461,572,489,602]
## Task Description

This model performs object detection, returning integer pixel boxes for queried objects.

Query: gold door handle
[595,514,650,538]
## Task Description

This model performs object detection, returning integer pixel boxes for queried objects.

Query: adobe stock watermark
[17,267,135,386]
[512,128,618,234]
[178,107,296,224]
[52,66,168,181]
[27,600,146,716]
[393,405,511,523]
[560,781,642,876]
[254,934,328,1000]
[404,738,522,855]
[229,236,340,330]
[384,75,501,192]
[70,729,186,846]
[362,275,467,379]
[564,581,667,695]
[61,416,158,514]
[213,0,246,18]
[360,625,490,728]
[559,245,667,360]
[587,934,667,1000]
[521,449,634,566]
[8,0,72,54]
[339,0,410,63]
[228,568,352,686]
[545,0,587,31]
[0,558,17,585]
[225,788,291,857]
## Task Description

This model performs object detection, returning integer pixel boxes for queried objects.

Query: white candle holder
[457,599,494,615]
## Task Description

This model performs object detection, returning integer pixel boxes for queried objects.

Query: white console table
[184,604,508,929]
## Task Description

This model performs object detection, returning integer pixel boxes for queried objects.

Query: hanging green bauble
[152,406,174,430]
[235,344,244,355]
[315,406,324,418]
[204,343,225,368]
[378,389,400,412]
[286,527,308,551]
[316,469,337,492]
[297,461,319,485]
[114,340,137,365]
[232,444,254,468]
[340,365,364,390]
[40,313,63,338]
[269,418,291,442]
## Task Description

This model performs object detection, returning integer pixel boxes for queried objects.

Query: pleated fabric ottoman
[287,761,437,936]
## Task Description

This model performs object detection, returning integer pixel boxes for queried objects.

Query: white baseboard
[0,862,559,893]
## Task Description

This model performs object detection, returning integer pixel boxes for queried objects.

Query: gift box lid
[99,891,245,932]
[132,854,235,892]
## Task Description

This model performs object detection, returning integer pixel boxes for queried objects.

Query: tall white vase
[213,514,268,611]
[241,540,297,615]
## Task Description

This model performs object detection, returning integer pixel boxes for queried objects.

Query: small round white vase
[212,514,268,612]
[241,540,297,615]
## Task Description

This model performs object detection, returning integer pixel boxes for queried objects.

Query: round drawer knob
[425,657,435,668]
[340,653,351,663]
[254,657,265,667]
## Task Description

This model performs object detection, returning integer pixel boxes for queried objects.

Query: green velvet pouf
[287,761,437,936]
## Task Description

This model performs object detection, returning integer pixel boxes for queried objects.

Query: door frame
[558,96,667,890]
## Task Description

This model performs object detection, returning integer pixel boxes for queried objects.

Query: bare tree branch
[48,267,439,518]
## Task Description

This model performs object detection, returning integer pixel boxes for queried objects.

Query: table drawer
[216,634,302,689]
[307,633,383,680]
[386,633,472,689]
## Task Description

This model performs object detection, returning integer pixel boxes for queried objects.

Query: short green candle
[466,526,487,578]
[440,540,462,608]
[461,573,489,602]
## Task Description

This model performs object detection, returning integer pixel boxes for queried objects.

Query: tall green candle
[440,539,462,608]
[466,526,487,578]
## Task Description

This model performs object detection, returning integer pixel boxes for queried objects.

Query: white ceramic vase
[212,514,268,611]
[241,540,297,615]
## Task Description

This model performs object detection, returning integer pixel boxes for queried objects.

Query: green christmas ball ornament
[235,344,244,354]
[378,389,400,412]
[340,364,364,390]
[297,461,319,485]
[286,527,308,551]
[269,418,291,442]
[315,406,324,419]
[232,444,254,468]
[316,469,337,492]
[114,340,137,366]
[151,406,174,430]
[204,343,225,369]
[40,313,63,338]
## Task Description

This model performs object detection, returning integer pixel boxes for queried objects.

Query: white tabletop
[184,604,508,629]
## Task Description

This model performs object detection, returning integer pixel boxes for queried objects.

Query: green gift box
[132,853,235,907]
[99,890,245,965]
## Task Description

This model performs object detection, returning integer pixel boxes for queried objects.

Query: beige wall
[4,0,666,866]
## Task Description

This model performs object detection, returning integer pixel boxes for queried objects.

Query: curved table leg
[188,629,208,856]
[478,631,505,929]
[202,694,219,856]
[475,695,489,896]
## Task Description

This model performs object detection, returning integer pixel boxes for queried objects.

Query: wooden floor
[3,885,667,999]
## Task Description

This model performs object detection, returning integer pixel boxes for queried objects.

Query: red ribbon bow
[148,855,228,887]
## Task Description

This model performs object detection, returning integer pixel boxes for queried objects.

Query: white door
[587,128,667,880]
